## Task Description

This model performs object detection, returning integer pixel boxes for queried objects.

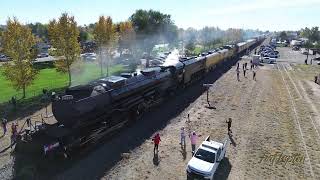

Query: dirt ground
[1,45,320,180]
[103,47,320,180]
[0,105,56,180]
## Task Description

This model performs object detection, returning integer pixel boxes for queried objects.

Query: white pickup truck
[186,136,228,180]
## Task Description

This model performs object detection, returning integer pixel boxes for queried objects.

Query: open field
[0,68,68,103]
[0,63,124,103]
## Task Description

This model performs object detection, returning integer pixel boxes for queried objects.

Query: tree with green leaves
[28,22,48,41]
[224,28,244,44]
[185,42,195,56]
[93,16,118,76]
[48,13,80,86]
[304,41,314,60]
[2,18,38,98]
[279,31,287,41]
[130,9,177,66]
[300,27,320,43]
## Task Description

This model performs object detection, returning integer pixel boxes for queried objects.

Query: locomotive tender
[20,36,265,155]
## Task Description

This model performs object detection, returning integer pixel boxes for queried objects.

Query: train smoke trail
[162,49,180,66]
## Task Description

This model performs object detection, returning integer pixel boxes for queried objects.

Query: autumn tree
[93,16,118,76]
[118,21,136,56]
[2,18,38,98]
[48,13,80,86]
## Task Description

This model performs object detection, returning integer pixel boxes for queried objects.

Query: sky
[0,0,319,31]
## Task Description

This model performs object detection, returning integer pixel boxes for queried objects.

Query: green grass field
[0,63,124,103]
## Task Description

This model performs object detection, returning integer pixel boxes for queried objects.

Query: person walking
[180,127,186,146]
[11,97,16,110]
[1,118,7,135]
[237,68,240,81]
[10,122,18,149]
[243,68,246,77]
[253,70,256,81]
[152,133,161,154]
[226,118,232,133]
[189,131,198,155]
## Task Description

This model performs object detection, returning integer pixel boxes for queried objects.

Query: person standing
[1,118,7,135]
[180,127,186,146]
[253,70,257,81]
[11,97,16,110]
[10,122,18,149]
[152,133,161,154]
[237,68,240,81]
[243,68,246,77]
[189,131,198,155]
[226,118,232,133]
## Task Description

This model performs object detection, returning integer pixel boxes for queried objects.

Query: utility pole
[203,84,216,109]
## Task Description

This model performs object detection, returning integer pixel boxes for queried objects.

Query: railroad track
[277,63,320,179]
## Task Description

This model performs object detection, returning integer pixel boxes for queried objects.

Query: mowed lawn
[0,63,124,103]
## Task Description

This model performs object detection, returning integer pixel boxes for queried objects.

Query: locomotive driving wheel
[130,103,146,121]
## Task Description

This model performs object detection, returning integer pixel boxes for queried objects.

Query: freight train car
[204,45,237,71]
[180,56,206,84]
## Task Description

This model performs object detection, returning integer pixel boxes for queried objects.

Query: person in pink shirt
[189,131,198,155]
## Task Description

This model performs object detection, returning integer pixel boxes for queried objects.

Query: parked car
[0,54,9,62]
[262,56,276,64]
[292,46,300,51]
[37,53,49,58]
[81,53,97,61]
[301,49,308,55]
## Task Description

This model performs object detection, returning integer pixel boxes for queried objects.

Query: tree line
[278,27,320,49]
[0,9,264,99]
[0,9,178,99]
[180,27,262,56]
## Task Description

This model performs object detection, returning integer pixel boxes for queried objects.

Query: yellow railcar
[205,52,224,71]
